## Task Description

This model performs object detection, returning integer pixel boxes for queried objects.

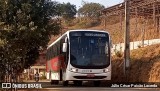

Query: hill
[111,44,160,82]
[65,16,157,44]
[48,12,159,45]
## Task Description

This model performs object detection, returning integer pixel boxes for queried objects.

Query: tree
[0,0,61,82]
[78,2,104,19]
[58,3,77,22]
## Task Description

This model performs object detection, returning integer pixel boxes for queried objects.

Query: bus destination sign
[84,33,106,37]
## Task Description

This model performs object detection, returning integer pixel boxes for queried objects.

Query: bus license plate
[87,74,95,77]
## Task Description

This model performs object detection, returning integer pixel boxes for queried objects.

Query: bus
[46,30,112,86]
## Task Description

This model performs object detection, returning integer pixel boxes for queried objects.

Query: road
[18,87,160,91]
[9,81,160,91]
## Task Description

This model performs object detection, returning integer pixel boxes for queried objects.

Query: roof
[102,0,160,17]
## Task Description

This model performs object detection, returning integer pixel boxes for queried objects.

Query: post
[124,0,130,80]
[146,17,150,45]
[159,17,160,38]
[120,12,123,51]
[157,17,159,37]
[153,3,156,38]
[141,8,145,47]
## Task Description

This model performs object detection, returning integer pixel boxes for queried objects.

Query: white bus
[46,30,112,86]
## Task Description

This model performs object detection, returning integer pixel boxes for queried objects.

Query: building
[24,50,47,80]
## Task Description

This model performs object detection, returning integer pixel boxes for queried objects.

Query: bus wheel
[93,81,101,87]
[51,80,59,85]
[74,81,82,86]
[62,81,68,86]
[54,81,59,85]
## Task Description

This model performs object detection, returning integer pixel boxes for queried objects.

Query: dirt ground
[111,44,160,82]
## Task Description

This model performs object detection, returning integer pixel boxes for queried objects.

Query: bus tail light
[70,68,78,72]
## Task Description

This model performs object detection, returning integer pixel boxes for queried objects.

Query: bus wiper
[78,37,81,49]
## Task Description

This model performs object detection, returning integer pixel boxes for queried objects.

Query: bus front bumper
[65,69,111,81]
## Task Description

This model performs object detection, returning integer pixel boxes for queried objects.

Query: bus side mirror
[62,43,67,52]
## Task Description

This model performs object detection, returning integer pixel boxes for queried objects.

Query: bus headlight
[70,68,78,72]
[103,69,109,73]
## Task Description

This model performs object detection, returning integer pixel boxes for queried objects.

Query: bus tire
[93,81,101,87]
[55,81,59,85]
[74,81,82,86]
[62,81,68,86]
[51,80,59,85]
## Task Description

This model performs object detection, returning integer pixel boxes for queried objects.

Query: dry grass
[66,16,159,44]
[111,44,160,82]
[48,16,160,45]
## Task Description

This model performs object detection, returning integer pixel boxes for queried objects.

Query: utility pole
[124,0,130,80]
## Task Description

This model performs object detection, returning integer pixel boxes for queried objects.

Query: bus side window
[57,45,60,55]
[46,51,48,60]
[54,45,56,56]
[47,50,50,60]
[49,48,51,60]
[51,46,54,58]
[56,41,60,55]
[51,47,53,58]
[56,45,58,55]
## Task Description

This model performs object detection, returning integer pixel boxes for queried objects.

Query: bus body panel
[46,55,65,81]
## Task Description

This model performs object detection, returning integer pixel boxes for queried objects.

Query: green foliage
[73,18,101,29]
[76,20,88,28]
[78,2,104,18]
[58,3,77,21]
[0,0,61,81]
[72,2,104,29]
[64,20,75,26]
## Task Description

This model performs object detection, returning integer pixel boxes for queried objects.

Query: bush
[115,51,123,57]
[74,18,101,28]
[40,75,46,80]
[86,19,100,27]
[77,21,88,28]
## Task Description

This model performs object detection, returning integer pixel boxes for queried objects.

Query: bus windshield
[70,32,110,69]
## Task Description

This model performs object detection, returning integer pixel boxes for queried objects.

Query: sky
[54,0,124,9]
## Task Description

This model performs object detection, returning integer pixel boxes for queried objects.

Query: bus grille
[73,76,106,79]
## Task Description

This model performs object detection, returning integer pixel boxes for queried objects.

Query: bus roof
[47,29,109,49]
[68,29,109,33]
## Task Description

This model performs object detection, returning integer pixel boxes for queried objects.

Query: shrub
[74,18,101,28]
[115,51,123,57]
[40,75,46,80]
